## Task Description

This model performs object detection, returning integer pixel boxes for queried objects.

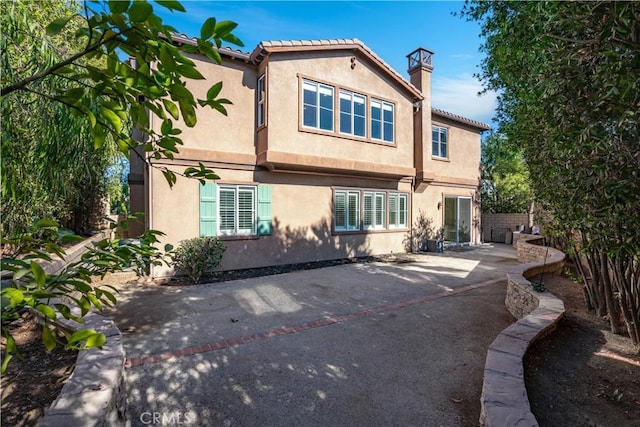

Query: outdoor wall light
[437,201,442,210]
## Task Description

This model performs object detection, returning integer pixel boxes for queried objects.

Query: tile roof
[256,38,422,99]
[169,34,491,131]
[432,108,491,131]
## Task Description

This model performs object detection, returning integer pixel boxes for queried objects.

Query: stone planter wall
[30,233,128,427]
[479,236,566,427]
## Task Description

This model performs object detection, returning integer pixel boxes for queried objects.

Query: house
[129,38,490,276]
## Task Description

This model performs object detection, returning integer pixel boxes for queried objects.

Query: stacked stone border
[31,233,129,427]
[479,235,566,426]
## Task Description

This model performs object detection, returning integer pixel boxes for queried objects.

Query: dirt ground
[3,262,639,426]
[0,313,77,427]
[525,273,640,426]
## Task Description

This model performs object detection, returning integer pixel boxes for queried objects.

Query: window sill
[332,228,408,236]
[432,156,450,162]
[217,235,261,241]
[299,127,397,147]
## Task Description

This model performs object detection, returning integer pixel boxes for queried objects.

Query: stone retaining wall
[479,236,566,426]
[35,234,128,427]
[39,310,128,427]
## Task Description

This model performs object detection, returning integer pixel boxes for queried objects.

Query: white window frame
[432,125,448,158]
[371,99,394,143]
[257,75,266,127]
[218,185,257,236]
[388,193,408,229]
[363,192,386,230]
[302,79,334,132]
[334,190,360,231]
[339,89,367,138]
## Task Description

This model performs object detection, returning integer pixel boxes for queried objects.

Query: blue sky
[156,1,496,125]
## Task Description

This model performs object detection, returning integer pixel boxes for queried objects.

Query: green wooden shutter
[200,183,217,236]
[257,185,272,236]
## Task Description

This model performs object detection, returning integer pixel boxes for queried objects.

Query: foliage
[462,1,640,351]
[1,218,172,373]
[1,0,243,187]
[105,154,130,214]
[172,237,226,284]
[480,132,532,213]
[1,0,243,370]
[403,211,442,253]
[1,0,119,236]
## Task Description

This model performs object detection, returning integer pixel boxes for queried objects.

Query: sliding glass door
[444,197,472,244]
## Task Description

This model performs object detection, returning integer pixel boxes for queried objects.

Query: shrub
[172,237,226,284]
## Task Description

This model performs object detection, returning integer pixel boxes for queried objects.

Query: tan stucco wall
[264,51,415,171]
[153,55,258,157]
[150,164,412,276]
[426,117,481,186]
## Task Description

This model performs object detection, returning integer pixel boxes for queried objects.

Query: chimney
[407,48,434,192]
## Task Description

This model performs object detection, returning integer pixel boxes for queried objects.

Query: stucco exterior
[130,38,489,276]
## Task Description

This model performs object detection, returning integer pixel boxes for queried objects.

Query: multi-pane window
[257,75,266,127]
[334,189,407,232]
[363,192,386,229]
[219,185,256,236]
[303,80,334,131]
[432,125,448,158]
[388,193,408,228]
[339,90,366,137]
[371,99,394,143]
[334,190,360,231]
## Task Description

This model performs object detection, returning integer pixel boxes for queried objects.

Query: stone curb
[29,233,129,427]
[38,305,129,427]
[479,236,566,427]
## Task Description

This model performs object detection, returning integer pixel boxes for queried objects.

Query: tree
[1,0,243,372]
[1,0,119,237]
[480,132,532,214]
[462,1,640,351]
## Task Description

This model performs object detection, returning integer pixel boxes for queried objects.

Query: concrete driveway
[106,244,519,426]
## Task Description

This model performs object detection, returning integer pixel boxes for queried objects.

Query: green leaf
[129,0,153,22]
[159,44,177,72]
[220,33,244,47]
[102,107,123,133]
[154,0,186,12]
[92,124,107,149]
[45,15,74,36]
[109,0,131,14]
[30,262,46,288]
[177,65,205,80]
[162,99,179,120]
[85,332,107,348]
[42,326,57,351]
[67,329,98,345]
[178,97,197,127]
[36,303,57,320]
[201,17,216,39]
[207,82,223,100]
[4,288,24,308]
[214,20,238,37]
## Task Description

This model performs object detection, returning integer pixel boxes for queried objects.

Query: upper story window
[339,90,366,137]
[371,99,394,143]
[432,125,448,158]
[303,79,334,131]
[257,75,266,127]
